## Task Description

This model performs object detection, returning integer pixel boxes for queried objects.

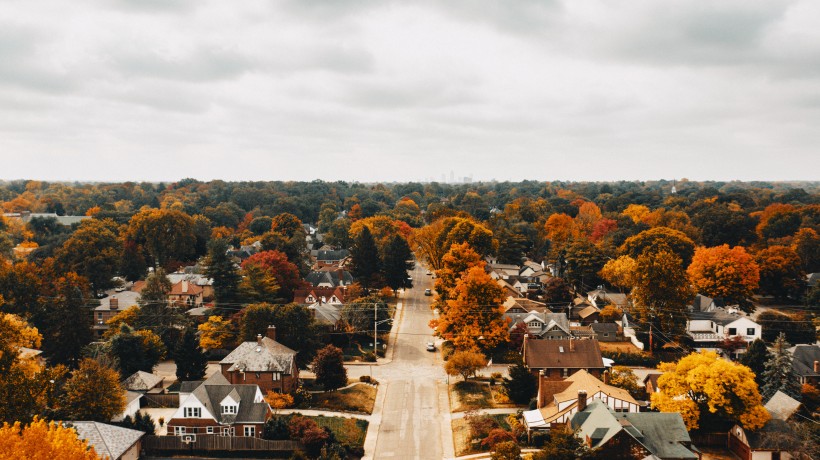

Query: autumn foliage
[687,245,760,310]
[0,418,99,460]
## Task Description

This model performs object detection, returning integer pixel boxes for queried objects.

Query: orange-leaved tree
[431,266,508,351]
[433,242,485,311]
[0,418,99,460]
[60,358,125,422]
[651,351,769,431]
[599,255,637,291]
[687,245,760,312]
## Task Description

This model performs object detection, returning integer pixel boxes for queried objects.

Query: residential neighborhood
[0,179,818,460]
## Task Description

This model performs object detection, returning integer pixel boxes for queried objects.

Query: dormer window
[184,407,201,418]
[222,405,237,414]
[528,321,541,328]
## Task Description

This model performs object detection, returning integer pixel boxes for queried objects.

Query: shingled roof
[122,371,163,392]
[188,373,270,424]
[524,338,605,370]
[69,422,144,460]
[220,336,297,374]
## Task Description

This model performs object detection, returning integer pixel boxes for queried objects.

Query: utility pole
[374,301,378,356]
[649,322,653,356]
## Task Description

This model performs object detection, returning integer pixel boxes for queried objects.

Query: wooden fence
[690,431,729,447]
[141,394,179,408]
[143,434,301,455]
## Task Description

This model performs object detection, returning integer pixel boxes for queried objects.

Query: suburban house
[294,287,347,306]
[787,344,820,385]
[219,326,299,394]
[686,307,762,356]
[167,272,215,300]
[307,302,343,331]
[92,292,140,337]
[577,305,601,325]
[497,279,522,298]
[509,311,571,340]
[590,323,622,342]
[123,370,164,393]
[521,369,639,432]
[587,289,629,310]
[729,391,802,460]
[168,280,204,308]
[315,249,349,267]
[305,269,354,288]
[570,400,698,460]
[166,372,271,438]
[70,421,145,460]
[523,337,606,380]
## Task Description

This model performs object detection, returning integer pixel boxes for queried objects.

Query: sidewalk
[275,408,371,421]
[450,407,522,419]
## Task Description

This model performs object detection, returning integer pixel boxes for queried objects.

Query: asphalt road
[370,262,453,460]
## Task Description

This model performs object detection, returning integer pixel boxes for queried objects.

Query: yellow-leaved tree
[60,358,126,422]
[0,418,98,460]
[198,315,236,350]
[651,351,769,430]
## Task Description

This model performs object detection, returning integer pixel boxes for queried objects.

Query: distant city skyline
[1,0,819,182]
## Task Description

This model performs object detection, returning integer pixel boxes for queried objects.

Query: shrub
[465,411,499,440]
[263,416,291,440]
[361,351,377,362]
[359,375,372,383]
[481,428,516,449]
[490,440,521,460]
[530,431,548,447]
[292,384,313,408]
[491,372,503,379]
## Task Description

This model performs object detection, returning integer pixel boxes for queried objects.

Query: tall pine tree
[739,339,771,387]
[42,273,93,368]
[205,238,241,315]
[381,235,414,291]
[349,226,380,288]
[175,328,208,381]
[761,333,801,399]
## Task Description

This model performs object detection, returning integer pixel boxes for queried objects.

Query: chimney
[337,269,345,286]
[109,296,118,310]
[266,325,276,341]
[577,390,588,412]
[537,370,547,408]
[815,360,819,373]
[569,336,574,352]
[257,334,263,345]
[603,370,610,385]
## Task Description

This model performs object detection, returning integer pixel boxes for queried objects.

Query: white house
[687,308,762,356]
[112,391,143,422]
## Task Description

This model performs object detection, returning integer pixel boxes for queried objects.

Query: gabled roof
[788,344,820,378]
[294,287,347,304]
[765,391,801,421]
[571,401,696,459]
[524,338,605,370]
[503,297,547,314]
[578,305,600,319]
[689,308,754,326]
[590,323,618,334]
[587,290,629,308]
[741,418,801,451]
[551,370,636,405]
[305,270,354,287]
[69,421,144,460]
[309,302,342,326]
[316,249,349,261]
[169,280,204,296]
[186,373,270,424]
[221,337,296,374]
[95,291,140,312]
[122,371,163,391]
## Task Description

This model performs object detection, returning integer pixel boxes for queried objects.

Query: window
[528,321,540,328]
[562,368,569,378]
[174,426,186,435]
[273,372,280,381]
[221,427,230,436]
[222,405,237,414]
[244,426,255,437]
[615,408,629,413]
[184,407,201,418]
[97,313,103,320]
[206,427,214,434]
[747,328,755,336]
[728,328,737,336]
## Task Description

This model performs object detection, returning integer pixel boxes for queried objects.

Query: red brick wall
[223,370,298,393]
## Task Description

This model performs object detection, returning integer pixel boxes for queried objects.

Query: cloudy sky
[1,0,819,183]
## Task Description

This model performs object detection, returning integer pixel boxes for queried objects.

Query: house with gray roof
[570,400,698,460]
[219,326,298,393]
[787,344,820,385]
[305,269,354,288]
[123,370,164,393]
[166,372,272,439]
[729,391,803,460]
[686,307,761,357]
[69,421,145,460]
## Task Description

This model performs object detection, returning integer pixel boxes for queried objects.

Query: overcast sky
[1,0,819,183]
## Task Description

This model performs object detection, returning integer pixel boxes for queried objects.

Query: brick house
[523,337,606,381]
[166,373,271,438]
[219,326,299,394]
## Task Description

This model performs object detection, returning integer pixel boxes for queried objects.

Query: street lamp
[374,318,393,355]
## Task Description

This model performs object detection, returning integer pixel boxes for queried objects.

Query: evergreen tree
[174,328,208,381]
[134,268,186,348]
[380,235,414,291]
[41,273,93,367]
[312,345,347,391]
[111,325,160,377]
[349,226,380,288]
[740,339,771,387]
[503,361,537,404]
[761,333,801,399]
[205,238,242,315]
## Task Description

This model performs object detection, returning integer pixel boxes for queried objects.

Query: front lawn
[450,380,520,413]
[311,415,369,449]
[309,383,378,414]
[452,414,513,456]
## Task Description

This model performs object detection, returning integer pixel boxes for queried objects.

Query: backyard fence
[143,434,301,455]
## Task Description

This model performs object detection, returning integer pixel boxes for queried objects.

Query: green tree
[380,235,414,291]
[312,345,347,391]
[503,360,537,404]
[740,339,771,388]
[761,333,801,399]
[55,219,121,295]
[349,226,380,288]
[110,325,165,377]
[341,295,391,335]
[41,273,93,367]
[632,250,692,338]
[174,328,207,381]
[134,268,186,348]
[205,238,241,315]
[563,239,609,290]
[60,358,125,422]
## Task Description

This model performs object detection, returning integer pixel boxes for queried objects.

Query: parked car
[426,342,436,352]
[424,289,432,296]
[426,270,432,275]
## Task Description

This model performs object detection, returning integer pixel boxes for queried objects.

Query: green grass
[310,384,378,414]
[310,415,369,447]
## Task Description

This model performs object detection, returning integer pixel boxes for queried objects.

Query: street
[367,262,453,459]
